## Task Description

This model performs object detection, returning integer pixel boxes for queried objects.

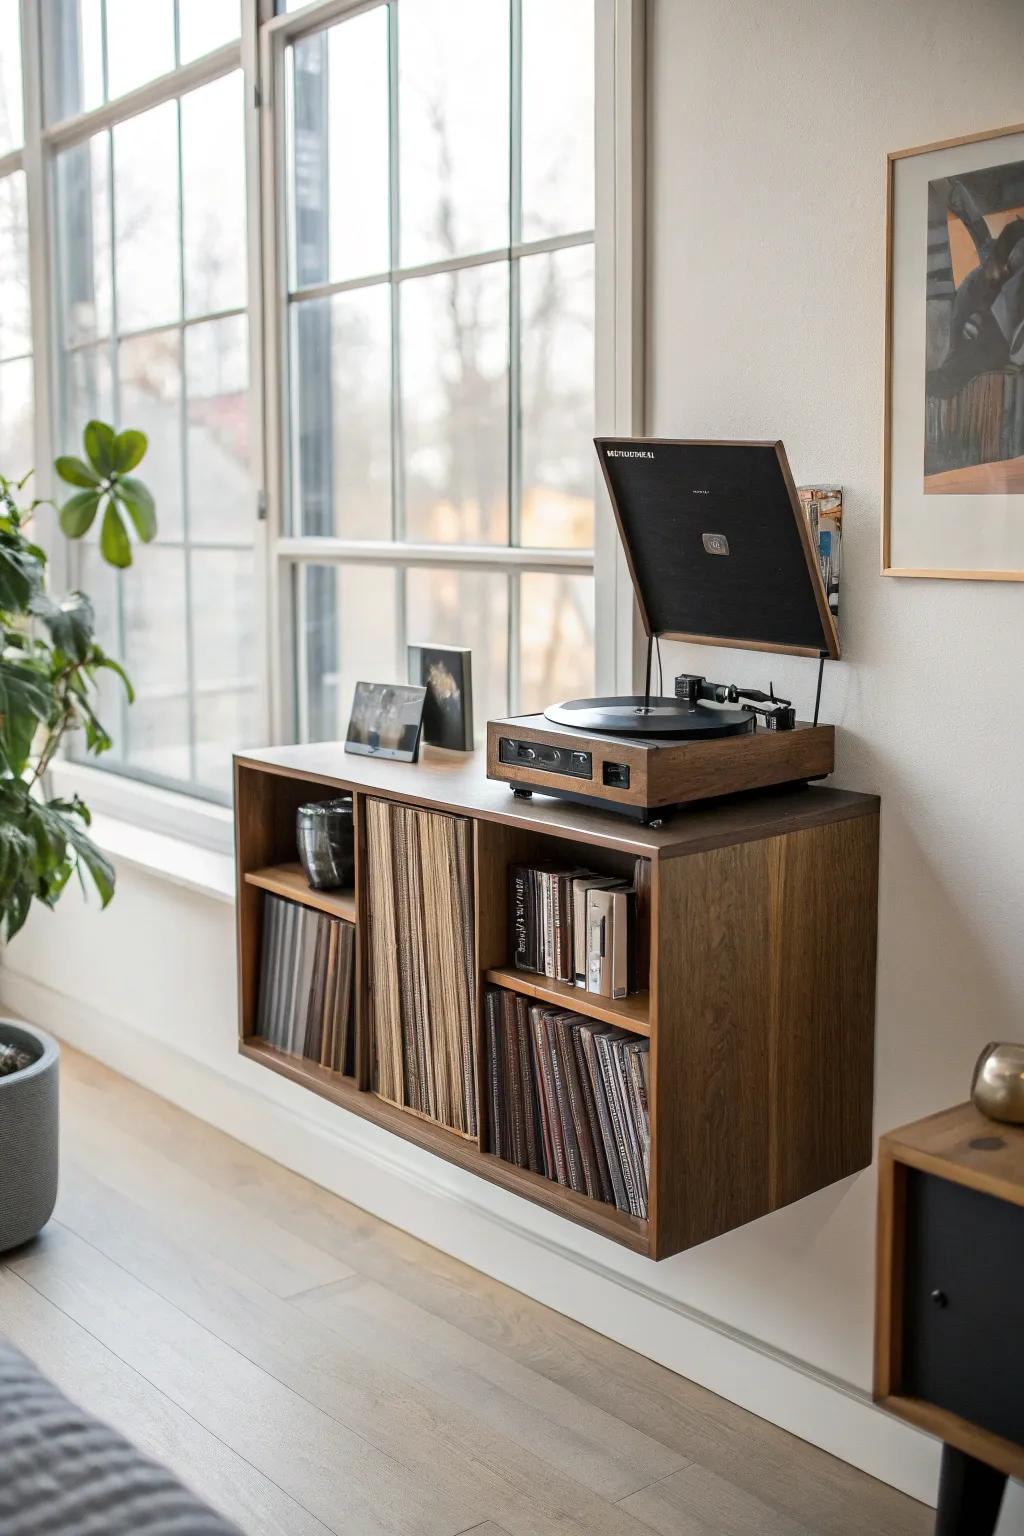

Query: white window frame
[19,0,645,847]
[259,0,646,743]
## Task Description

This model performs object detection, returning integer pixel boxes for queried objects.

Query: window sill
[49,761,235,853]
[47,762,236,905]
[88,813,235,904]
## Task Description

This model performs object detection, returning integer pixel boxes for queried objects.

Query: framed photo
[884,122,1024,580]
[407,643,474,752]
[344,682,425,763]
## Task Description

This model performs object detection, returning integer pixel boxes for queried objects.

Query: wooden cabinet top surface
[235,742,878,860]
[880,1101,1024,1208]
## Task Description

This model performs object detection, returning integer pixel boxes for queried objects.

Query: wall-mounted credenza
[234,743,879,1261]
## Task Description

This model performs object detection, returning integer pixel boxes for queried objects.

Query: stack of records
[256,894,355,1074]
[484,987,650,1218]
[365,798,477,1136]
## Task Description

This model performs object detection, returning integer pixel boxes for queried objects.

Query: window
[4,0,641,812]
[272,0,598,742]
[0,8,32,480]
[45,2,257,797]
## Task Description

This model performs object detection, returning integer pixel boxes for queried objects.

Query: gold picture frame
[883,121,1024,581]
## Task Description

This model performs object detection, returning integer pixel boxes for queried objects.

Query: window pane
[55,134,113,347]
[44,0,104,123]
[186,314,250,543]
[290,288,391,539]
[399,0,510,267]
[0,358,34,482]
[298,563,399,742]
[0,4,22,154]
[119,330,183,540]
[179,0,240,64]
[113,101,180,334]
[62,343,113,454]
[77,544,125,763]
[182,72,246,318]
[519,572,593,714]
[406,568,508,731]
[519,244,594,548]
[122,546,190,781]
[105,0,175,101]
[191,548,259,791]
[401,263,508,544]
[0,172,31,361]
[521,0,594,241]
[287,10,389,290]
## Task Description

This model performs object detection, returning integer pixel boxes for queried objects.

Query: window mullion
[508,0,523,708]
[176,94,199,786]
[387,0,403,547]
[19,1,53,513]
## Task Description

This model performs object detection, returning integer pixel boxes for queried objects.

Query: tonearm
[674,672,797,731]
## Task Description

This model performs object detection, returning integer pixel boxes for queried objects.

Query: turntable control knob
[518,745,536,760]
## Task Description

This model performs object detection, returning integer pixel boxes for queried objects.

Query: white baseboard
[0,967,955,1511]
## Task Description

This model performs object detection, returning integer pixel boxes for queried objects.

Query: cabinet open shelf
[485,966,650,1036]
[244,862,357,924]
[234,743,880,1260]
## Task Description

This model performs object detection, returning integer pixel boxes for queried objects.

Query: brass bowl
[971,1041,1024,1124]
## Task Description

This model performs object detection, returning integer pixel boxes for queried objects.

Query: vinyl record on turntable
[544,695,754,739]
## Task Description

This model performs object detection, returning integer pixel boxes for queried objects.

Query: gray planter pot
[0,1020,59,1252]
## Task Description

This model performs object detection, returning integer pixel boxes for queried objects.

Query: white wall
[6,0,1024,1520]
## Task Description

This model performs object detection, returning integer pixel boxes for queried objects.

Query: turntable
[486,438,840,823]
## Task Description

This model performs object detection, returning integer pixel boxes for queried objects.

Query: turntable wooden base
[486,713,835,820]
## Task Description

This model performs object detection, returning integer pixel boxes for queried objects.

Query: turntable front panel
[486,716,835,813]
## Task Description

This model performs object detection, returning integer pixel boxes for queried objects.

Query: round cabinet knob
[930,1288,949,1309]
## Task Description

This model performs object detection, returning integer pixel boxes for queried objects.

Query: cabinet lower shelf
[239,1036,649,1253]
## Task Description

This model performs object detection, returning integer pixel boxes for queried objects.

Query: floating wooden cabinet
[234,744,880,1261]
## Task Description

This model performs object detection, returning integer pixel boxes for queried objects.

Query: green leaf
[89,648,135,704]
[55,455,101,489]
[112,429,147,473]
[29,589,95,662]
[59,489,102,539]
[83,419,116,479]
[99,501,132,568]
[0,657,51,775]
[0,541,43,611]
[114,477,157,542]
[54,804,115,907]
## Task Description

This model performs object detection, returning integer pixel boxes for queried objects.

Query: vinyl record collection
[485,987,650,1218]
[509,858,650,998]
[256,894,355,1074]
[366,797,478,1135]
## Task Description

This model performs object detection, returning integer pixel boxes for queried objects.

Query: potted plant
[0,420,155,1251]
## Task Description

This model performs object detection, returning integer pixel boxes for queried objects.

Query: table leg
[935,1444,1007,1536]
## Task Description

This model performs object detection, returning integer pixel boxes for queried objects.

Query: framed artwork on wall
[884,122,1024,580]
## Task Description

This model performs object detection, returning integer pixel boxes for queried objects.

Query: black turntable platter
[544,695,755,739]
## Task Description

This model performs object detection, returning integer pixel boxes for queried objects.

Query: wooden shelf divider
[234,744,880,1260]
[244,862,357,923]
[484,966,650,1036]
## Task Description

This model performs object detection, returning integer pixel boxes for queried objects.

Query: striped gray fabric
[0,1339,241,1535]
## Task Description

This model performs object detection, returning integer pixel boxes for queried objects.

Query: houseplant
[0,419,155,1250]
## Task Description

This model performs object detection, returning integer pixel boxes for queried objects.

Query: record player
[486,438,840,824]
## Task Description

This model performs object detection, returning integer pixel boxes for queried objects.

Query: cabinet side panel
[770,812,878,1204]
[653,809,878,1257]
[234,764,277,1043]
[654,838,776,1254]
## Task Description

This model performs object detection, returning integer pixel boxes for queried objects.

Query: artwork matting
[883,121,1024,581]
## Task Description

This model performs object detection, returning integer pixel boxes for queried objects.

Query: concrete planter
[0,1020,59,1252]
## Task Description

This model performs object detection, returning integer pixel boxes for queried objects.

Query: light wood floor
[1,1046,931,1536]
